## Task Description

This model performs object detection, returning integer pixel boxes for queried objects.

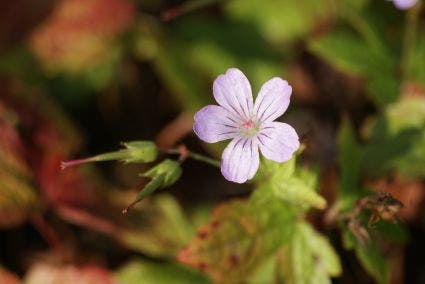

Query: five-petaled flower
[193,68,300,183]
[389,0,418,9]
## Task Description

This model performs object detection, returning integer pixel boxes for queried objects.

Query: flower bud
[142,159,182,187]
[61,140,157,169]
[123,159,182,213]
[122,141,158,163]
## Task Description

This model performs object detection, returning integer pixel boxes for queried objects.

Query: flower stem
[60,150,129,169]
[186,151,221,168]
[401,3,422,82]
[163,146,221,168]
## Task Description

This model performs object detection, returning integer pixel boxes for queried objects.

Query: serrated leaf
[269,159,326,210]
[115,259,210,284]
[277,222,342,284]
[178,198,295,283]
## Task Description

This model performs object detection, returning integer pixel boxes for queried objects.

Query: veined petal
[257,122,299,163]
[194,105,240,143]
[221,137,259,183]
[213,68,253,121]
[253,78,292,123]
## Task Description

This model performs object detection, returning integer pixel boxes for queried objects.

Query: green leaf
[309,30,398,106]
[178,198,296,283]
[277,222,342,284]
[120,194,194,257]
[268,158,326,210]
[153,39,208,113]
[142,17,284,114]
[337,118,363,212]
[342,229,389,284]
[171,18,282,92]
[363,97,425,177]
[408,35,425,84]
[225,0,336,44]
[246,255,276,284]
[116,259,210,284]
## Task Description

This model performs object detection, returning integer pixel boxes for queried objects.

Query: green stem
[187,151,221,168]
[341,7,383,51]
[164,148,221,168]
[401,3,422,82]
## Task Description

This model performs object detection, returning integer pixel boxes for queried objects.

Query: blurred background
[0,0,424,283]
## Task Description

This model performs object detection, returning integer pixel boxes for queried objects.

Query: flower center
[239,119,259,137]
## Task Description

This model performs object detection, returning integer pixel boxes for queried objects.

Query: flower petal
[221,137,259,183]
[257,122,300,163]
[253,78,292,123]
[213,68,253,121]
[194,105,240,143]
[393,0,418,9]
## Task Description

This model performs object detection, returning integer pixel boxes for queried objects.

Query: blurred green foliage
[0,0,424,283]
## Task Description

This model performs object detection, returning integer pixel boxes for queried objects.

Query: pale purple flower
[193,68,300,183]
[390,0,418,9]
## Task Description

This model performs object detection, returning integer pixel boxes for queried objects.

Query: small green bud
[142,159,182,187]
[122,141,158,163]
[61,140,158,169]
[123,159,183,213]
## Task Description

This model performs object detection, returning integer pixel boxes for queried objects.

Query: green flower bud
[61,140,157,169]
[122,141,158,163]
[123,159,183,213]
[142,159,182,187]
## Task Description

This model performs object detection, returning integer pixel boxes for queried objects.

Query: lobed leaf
[277,222,342,284]
[267,158,326,210]
[178,198,295,283]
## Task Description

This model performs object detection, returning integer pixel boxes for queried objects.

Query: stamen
[239,119,260,138]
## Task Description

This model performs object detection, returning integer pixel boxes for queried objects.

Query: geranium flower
[390,0,418,9]
[193,68,300,183]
